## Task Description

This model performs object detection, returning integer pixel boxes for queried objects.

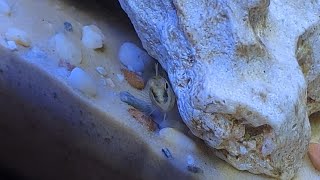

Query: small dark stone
[187,165,203,173]
[161,148,173,159]
[64,22,73,32]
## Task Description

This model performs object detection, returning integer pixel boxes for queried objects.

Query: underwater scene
[0,0,320,179]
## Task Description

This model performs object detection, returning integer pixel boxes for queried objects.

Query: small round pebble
[121,68,145,90]
[128,108,158,132]
[53,33,82,66]
[187,155,195,165]
[117,74,125,82]
[64,22,73,32]
[68,67,97,97]
[118,42,152,73]
[0,0,10,16]
[6,40,17,51]
[96,66,107,76]
[5,28,31,47]
[81,25,104,49]
[159,128,197,151]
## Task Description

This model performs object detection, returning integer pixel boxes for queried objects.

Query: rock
[6,40,17,51]
[68,67,96,97]
[23,47,47,62]
[96,66,107,76]
[121,68,145,90]
[0,0,10,16]
[81,25,104,49]
[296,24,320,115]
[64,22,73,32]
[186,155,195,166]
[118,42,152,72]
[119,0,319,179]
[53,33,82,66]
[116,73,125,82]
[128,108,158,132]
[5,28,31,47]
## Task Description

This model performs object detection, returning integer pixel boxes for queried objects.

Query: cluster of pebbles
[0,0,202,173]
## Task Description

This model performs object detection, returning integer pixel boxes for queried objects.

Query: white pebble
[187,155,195,165]
[6,40,17,51]
[96,66,107,76]
[82,25,104,49]
[0,0,10,16]
[106,78,115,88]
[53,33,82,66]
[116,74,125,82]
[118,42,152,73]
[68,67,97,97]
[5,28,31,47]
[159,128,197,152]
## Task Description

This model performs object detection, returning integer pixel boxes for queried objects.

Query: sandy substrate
[0,0,319,179]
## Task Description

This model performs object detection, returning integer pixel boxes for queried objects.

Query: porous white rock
[5,28,31,47]
[81,25,104,49]
[296,24,320,115]
[118,42,152,73]
[119,0,320,179]
[68,67,96,97]
[0,0,10,16]
[53,33,82,66]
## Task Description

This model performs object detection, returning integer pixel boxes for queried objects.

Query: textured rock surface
[296,24,320,115]
[119,0,320,179]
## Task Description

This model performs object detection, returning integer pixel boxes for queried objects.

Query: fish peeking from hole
[146,63,176,121]
[120,63,176,123]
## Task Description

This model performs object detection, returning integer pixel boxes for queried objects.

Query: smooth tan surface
[0,0,319,179]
